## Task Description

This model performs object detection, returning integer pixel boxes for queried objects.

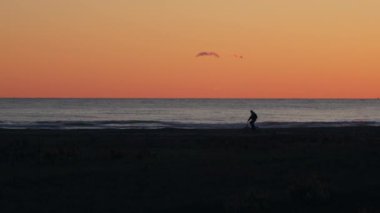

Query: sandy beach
[1,127,380,212]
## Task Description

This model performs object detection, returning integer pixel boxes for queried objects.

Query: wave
[0,120,379,129]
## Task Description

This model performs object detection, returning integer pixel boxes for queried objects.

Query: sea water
[0,99,379,129]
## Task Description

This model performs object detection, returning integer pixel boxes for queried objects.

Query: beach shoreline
[1,127,380,212]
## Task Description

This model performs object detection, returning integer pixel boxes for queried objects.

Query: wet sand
[1,127,380,212]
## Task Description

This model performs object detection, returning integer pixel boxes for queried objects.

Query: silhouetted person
[247,110,258,130]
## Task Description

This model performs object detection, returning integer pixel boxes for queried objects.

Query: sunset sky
[1,0,379,98]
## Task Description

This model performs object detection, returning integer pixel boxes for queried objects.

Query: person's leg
[250,121,256,130]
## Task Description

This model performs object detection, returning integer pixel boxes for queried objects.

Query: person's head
[250,110,254,114]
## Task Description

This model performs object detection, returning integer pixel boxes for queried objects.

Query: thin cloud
[233,54,243,59]
[196,51,220,58]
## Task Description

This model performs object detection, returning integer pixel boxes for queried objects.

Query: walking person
[247,110,258,130]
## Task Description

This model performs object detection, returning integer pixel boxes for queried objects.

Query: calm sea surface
[0,99,379,129]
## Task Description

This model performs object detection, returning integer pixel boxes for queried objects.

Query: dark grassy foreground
[0,127,380,213]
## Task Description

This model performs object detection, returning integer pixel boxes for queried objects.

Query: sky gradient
[1,0,379,98]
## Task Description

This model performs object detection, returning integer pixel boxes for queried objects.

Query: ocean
[0,99,379,129]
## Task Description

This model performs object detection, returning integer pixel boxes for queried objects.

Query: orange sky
[1,0,379,98]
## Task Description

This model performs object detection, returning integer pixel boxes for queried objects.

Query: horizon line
[0,97,379,100]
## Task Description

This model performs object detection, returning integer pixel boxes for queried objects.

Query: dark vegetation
[0,127,380,212]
